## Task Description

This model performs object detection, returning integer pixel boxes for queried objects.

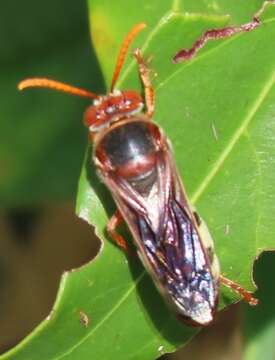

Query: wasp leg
[133,48,155,118]
[220,275,258,306]
[107,210,129,252]
[88,131,97,143]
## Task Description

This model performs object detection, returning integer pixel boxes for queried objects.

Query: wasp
[18,23,257,326]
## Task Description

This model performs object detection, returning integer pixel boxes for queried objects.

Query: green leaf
[3,1,275,359]
[176,0,266,23]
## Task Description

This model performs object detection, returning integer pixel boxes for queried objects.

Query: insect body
[96,117,220,325]
[18,23,257,326]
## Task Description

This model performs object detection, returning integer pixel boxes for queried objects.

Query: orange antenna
[110,23,146,92]
[18,78,99,99]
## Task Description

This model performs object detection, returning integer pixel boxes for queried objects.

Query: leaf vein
[191,68,275,203]
[56,272,146,359]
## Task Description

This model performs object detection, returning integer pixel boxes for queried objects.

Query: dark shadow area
[5,207,42,246]
[0,204,101,354]
[243,251,275,343]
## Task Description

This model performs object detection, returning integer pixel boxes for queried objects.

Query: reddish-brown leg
[133,48,155,118]
[220,275,258,306]
[107,210,129,252]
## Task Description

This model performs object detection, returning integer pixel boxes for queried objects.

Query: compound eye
[83,105,97,127]
[84,105,109,132]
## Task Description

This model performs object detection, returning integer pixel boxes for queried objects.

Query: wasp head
[83,90,144,133]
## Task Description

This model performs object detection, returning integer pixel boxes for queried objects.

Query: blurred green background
[0,1,274,359]
[0,0,102,353]
[0,0,104,205]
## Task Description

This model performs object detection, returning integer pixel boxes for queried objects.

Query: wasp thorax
[96,120,158,193]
